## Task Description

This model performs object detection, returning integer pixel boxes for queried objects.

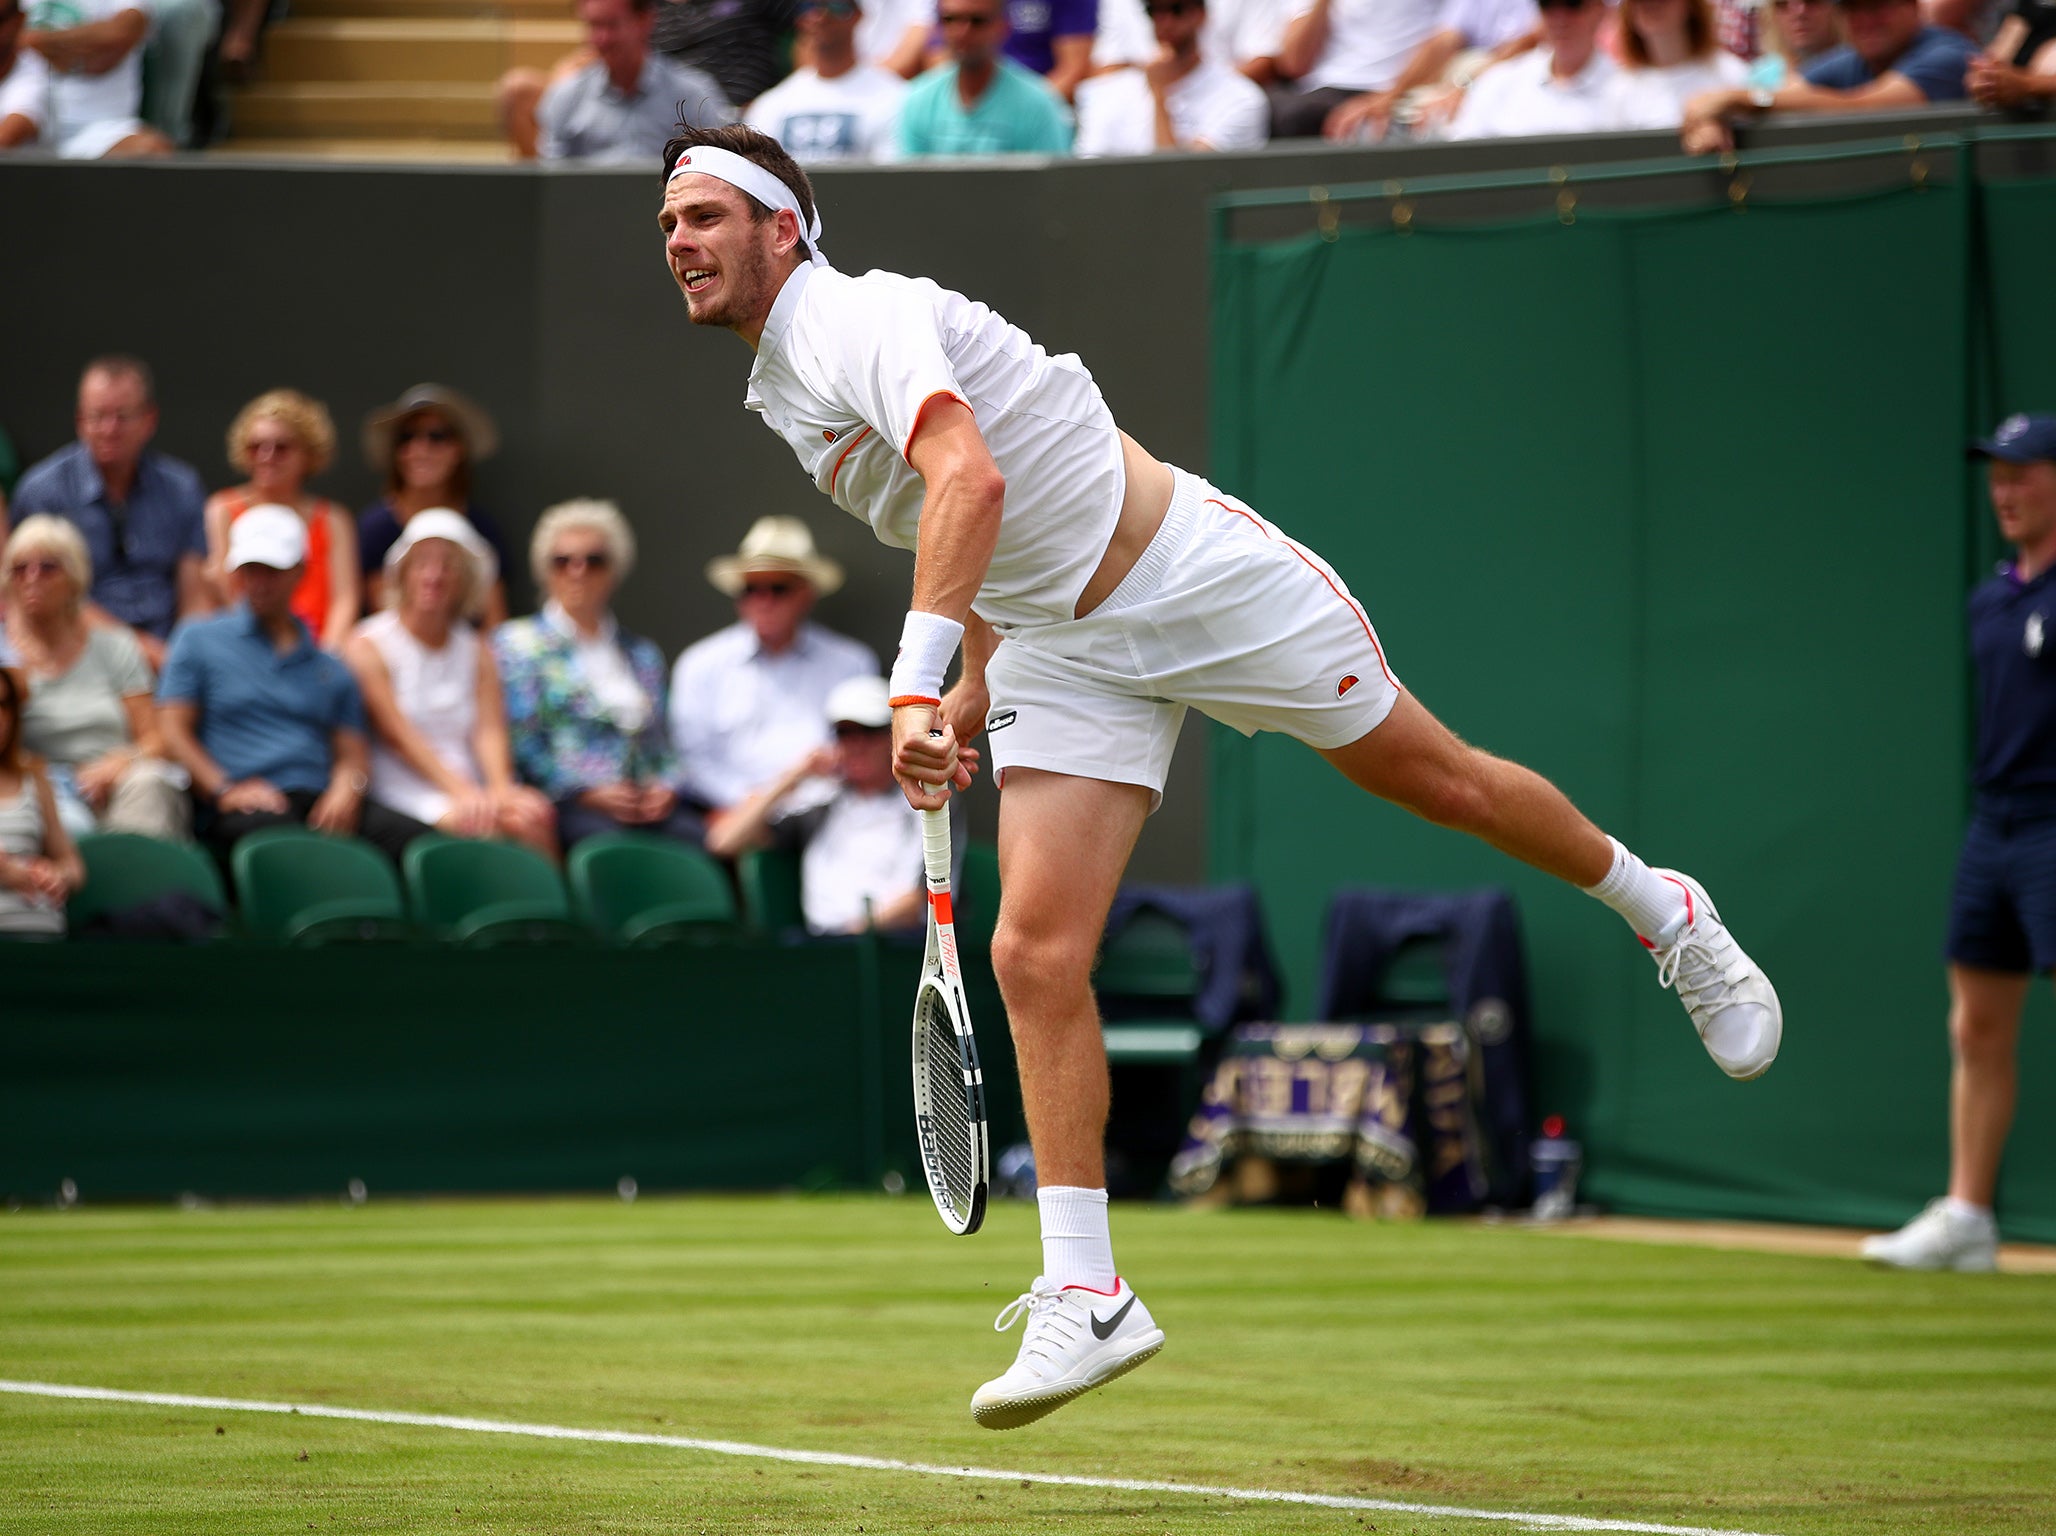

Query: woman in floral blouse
[494,500,703,853]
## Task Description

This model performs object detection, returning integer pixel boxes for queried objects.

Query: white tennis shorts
[983,465,1402,806]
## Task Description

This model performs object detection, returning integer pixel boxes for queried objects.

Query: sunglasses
[938,11,993,25]
[800,0,858,13]
[246,437,301,457]
[1145,1,1198,14]
[550,551,611,572]
[397,426,456,446]
[8,558,63,580]
[741,579,798,598]
[1534,0,1596,9]
[833,720,887,738]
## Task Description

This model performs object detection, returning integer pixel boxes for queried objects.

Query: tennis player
[655,124,1783,1429]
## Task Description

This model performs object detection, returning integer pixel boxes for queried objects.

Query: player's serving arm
[657,123,1784,1430]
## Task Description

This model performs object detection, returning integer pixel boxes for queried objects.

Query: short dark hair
[659,123,819,260]
[80,354,155,405]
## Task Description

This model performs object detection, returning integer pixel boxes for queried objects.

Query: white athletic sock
[1944,1196,1995,1226]
[1038,1185,1116,1291]
[1584,835,1690,941]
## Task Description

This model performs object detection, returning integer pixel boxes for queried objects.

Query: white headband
[668,145,829,268]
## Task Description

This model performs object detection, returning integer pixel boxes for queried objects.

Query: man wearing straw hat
[656,121,1783,1429]
[669,514,878,822]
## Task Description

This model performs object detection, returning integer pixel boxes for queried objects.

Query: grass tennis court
[2,1195,2050,1535]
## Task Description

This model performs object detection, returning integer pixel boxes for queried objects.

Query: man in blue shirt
[156,505,425,867]
[1862,413,2056,1273]
[1680,0,1976,154]
[1002,0,1097,100]
[900,0,1074,154]
[8,355,210,670]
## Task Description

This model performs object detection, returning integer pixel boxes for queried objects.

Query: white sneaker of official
[971,1275,1165,1429]
[1860,1198,2001,1272]
[1643,870,1783,1081]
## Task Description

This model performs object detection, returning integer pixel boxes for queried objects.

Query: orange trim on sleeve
[1205,498,1399,691]
[901,390,971,463]
[828,426,873,494]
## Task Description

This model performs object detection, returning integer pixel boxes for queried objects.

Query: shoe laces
[993,1278,1084,1366]
[1651,917,1746,1016]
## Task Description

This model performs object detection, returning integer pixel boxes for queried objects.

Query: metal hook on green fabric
[1310,185,1340,242]
[1720,152,1750,212]
[1905,135,1930,189]
[1384,180,1413,235]
[1550,165,1575,226]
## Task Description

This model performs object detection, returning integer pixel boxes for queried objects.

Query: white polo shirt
[1291,0,1442,92]
[1611,51,1749,131]
[28,0,152,147]
[855,0,935,69]
[0,46,49,134]
[1446,46,1626,139]
[780,784,925,934]
[1074,58,1269,154]
[746,63,908,162]
[1095,0,1292,70]
[745,262,1126,633]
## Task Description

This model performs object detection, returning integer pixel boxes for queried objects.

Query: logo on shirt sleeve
[2028,612,2046,659]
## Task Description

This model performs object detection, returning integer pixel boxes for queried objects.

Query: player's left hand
[892,704,971,810]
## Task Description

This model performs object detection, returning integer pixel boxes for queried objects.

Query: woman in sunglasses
[204,389,360,652]
[493,499,702,853]
[358,385,511,627]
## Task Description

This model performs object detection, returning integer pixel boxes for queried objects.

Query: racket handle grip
[922,805,952,887]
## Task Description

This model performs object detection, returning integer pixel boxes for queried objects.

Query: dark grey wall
[0,107,1990,874]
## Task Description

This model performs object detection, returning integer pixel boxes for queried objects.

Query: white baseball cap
[227,505,308,571]
[824,675,892,729]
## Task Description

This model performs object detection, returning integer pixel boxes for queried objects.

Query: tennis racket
[911,795,988,1235]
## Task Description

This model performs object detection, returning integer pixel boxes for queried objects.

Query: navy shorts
[1946,811,2056,973]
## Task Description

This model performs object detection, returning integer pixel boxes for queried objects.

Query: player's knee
[1949,1003,2017,1064]
[991,920,1095,1006]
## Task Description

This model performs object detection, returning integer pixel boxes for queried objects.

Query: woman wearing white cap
[344,511,557,859]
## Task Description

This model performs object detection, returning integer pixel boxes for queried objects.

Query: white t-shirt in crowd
[1438,0,1537,49]
[1074,57,1269,153]
[27,0,152,148]
[1612,50,1748,129]
[856,0,935,69]
[746,262,1125,633]
[746,63,909,161]
[1446,45,1625,138]
[1293,0,1442,91]
[0,45,49,134]
[1093,0,1293,70]
[783,785,925,935]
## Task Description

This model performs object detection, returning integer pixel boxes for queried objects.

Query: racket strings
[918,995,978,1212]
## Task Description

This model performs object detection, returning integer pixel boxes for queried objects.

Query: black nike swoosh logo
[1091,1296,1137,1339]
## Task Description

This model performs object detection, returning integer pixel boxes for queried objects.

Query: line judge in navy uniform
[1864,412,2056,1272]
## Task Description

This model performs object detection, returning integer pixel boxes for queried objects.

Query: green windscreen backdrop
[1212,156,2056,1241]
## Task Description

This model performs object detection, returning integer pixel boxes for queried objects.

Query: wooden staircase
[217,0,581,162]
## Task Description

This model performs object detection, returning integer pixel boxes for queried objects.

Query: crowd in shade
[0,0,2043,166]
[0,358,933,942]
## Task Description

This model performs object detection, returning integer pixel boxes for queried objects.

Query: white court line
[0,1378,1782,1536]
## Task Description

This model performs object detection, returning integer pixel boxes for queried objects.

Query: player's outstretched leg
[972,768,1165,1429]
[1322,693,1781,1080]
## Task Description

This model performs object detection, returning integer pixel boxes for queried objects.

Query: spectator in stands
[747,0,909,159]
[139,0,216,147]
[669,515,876,825]
[1968,0,2056,107]
[21,0,172,156]
[0,665,83,938]
[501,0,731,165]
[358,385,510,627]
[1075,0,1270,150]
[1098,0,1295,81]
[1748,0,1843,88]
[655,0,798,109]
[158,506,423,865]
[10,356,211,671]
[1681,0,1977,152]
[496,499,699,852]
[1320,0,1538,139]
[0,0,50,149]
[1268,0,1443,136]
[705,675,931,934]
[1615,0,1748,126]
[900,0,1074,152]
[1005,0,1099,99]
[6,515,187,841]
[1446,0,1623,137]
[345,511,557,860]
[858,0,936,74]
[205,390,359,654]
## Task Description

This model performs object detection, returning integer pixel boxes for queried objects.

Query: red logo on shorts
[1337,675,1360,697]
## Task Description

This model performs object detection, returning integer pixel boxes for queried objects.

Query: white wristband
[888,610,965,705]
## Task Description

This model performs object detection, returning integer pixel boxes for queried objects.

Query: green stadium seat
[566,832,737,946]
[1094,907,1205,1064]
[231,827,412,946]
[737,845,805,939]
[67,831,228,933]
[402,834,588,947]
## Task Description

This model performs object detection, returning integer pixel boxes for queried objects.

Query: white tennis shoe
[970,1275,1164,1430]
[1643,871,1782,1081]
[1860,1199,2000,1272]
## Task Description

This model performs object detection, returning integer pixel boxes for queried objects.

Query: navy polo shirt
[1801,26,1977,100]
[157,604,367,794]
[8,442,207,638]
[1968,562,2056,812]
